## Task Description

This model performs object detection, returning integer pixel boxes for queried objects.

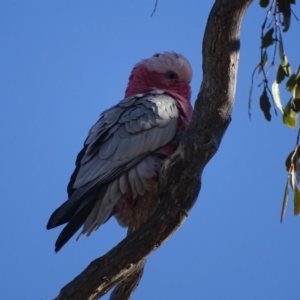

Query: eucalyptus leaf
[292,98,300,113]
[271,81,284,114]
[276,65,286,84]
[278,32,284,62]
[280,178,290,223]
[259,0,269,8]
[294,84,300,99]
[282,14,291,32]
[281,55,291,76]
[294,185,300,216]
[285,150,293,171]
[277,0,294,32]
[261,28,274,48]
[283,98,297,128]
[260,88,271,121]
[290,172,296,190]
[286,74,297,92]
[285,147,300,171]
[283,113,296,127]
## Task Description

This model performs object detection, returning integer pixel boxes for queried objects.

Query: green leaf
[277,0,287,12]
[278,32,284,61]
[261,28,274,48]
[280,178,289,223]
[259,0,270,8]
[286,74,297,92]
[294,185,300,216]
[276,55,291,84]
[283,113,297,127]
[285,147,300,171]
[285,151,293,171]
[291,84,300,112]
[276,65,286,84]
[283,98,297,128]
[290,172,296,190]
[271,81,284,113]
[258,51,268,74]
[277,0,293,32]
[281,55,291,76]
[292,97,300,113]
[281,0,295,31]
[294,84,300,99]
[277,0,294,13]
[286,150,296,171]
[260,87,271,121]
[283,13,291,32]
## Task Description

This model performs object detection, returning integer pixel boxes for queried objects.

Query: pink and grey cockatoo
[47,52,193,252]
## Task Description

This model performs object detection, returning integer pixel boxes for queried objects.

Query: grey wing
[74,92,180,190]
[47,91,180,251]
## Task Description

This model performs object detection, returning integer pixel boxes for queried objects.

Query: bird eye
[165,71,179,80]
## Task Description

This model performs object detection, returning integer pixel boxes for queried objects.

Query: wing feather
[48,91,181,250]
[72,92,179,190]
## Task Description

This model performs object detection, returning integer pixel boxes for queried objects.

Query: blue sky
[1,1,300,299]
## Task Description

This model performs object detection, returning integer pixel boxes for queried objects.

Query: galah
[47,52,193,252]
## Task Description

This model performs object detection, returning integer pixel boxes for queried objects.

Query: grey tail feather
[46,199,82,230]
[54,197,97,252]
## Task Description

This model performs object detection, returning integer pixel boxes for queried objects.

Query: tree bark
[109,181,159,300]
[54,0,253,299]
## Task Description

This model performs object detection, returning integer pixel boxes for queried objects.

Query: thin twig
[150,0,158,17]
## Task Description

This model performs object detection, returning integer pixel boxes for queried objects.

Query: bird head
[125,52,192,103]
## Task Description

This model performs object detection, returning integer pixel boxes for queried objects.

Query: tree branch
[109,179,159,300]
[54,0,253,299]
